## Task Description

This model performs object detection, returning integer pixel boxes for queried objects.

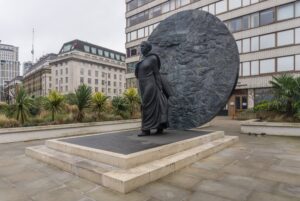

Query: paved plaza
[1,117,300,201]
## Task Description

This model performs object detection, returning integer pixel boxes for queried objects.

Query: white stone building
[0,42,20,101]
[50,40,126,98]
[125,0,300,116]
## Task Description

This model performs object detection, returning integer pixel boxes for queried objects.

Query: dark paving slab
[60,129,211,155]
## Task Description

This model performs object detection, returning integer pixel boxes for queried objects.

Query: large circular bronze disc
[148,10,239,129]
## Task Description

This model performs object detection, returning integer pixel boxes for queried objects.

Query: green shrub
[0,114,20,128]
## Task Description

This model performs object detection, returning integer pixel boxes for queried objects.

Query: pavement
[1,116,300,201]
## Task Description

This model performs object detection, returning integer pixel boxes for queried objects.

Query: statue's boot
[155,128,164,134]
[138,130,150,137]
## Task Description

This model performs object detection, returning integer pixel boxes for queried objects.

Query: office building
[125,0,300,116]
[23,61,33,74]
[49,40,126,98]
[23,54,57,97]
[3,76,22,104]
[0,42,20,101]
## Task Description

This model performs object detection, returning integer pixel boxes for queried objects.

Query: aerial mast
[31,28,35,63]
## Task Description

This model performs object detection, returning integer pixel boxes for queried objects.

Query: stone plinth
[26,129,238,193]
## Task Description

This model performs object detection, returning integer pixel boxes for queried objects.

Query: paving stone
[180,166,221,180]
[278,159,300,168]
[192,155,236,171]
[247,191,300,201]
[32,186,86,201]
[256,170,300,185]
[275,154,300,162]
[161,172,202,190]
[277,183,300,199]
[0,164,32,177]
[222,162,259,177]
[193,180,251,201]
[270,165,300,176]
[65,177,98,193]
[138,182,191,201]
[187,191,234,201]
[87,186,150,201]
[219,174,276,192]
[6,168,46,185]
[0,186,32,201]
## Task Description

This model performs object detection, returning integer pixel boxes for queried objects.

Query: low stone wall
[0,119,141,144]
[241,119,300,136]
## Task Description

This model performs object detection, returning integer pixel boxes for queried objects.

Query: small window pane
[181,0,190,6]
[242,15,250,30]
[260,34,275,49]
[251,61,259,75]
[277,3,294,21]
[209,4,215,15]
[202,6,208,12]
[296,55,300,71]
[296,28,300,44]
[144,27,149,37]
[242,38,250,53]
[260,59,275,74]
[98,49,103,56]
[229,18,242,32]
[130,31,137,40]
[216,0,227,14]
[296,1,300,17]
[251,37,259,51]
[251,0,258,3]
[236,40,242,53]
[137,28,144,38]
[251,13,259,28]
[170,0,176,10]
[239,63,242,76]
[277,30,294,46]
[277,56,294,72]
[91,47,97,54]
[127,33,131,42]
[260,9,274,26]
[229,0,242,10]
[243,0,250,6]
[162,2,170,13]
[242,62,250,76]
[84,45,90,52]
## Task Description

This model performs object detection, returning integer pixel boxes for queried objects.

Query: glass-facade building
[0,43,20,101]
[125,0,300,116]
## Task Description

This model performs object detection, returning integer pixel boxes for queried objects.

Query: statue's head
[140,41,152,56]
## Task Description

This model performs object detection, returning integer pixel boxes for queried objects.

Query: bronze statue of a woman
[135,41,169,137]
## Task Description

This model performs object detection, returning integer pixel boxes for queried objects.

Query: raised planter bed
[241,119,300,137]
[0,119,141,144]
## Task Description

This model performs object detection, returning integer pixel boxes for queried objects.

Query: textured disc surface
[148,10,239,129]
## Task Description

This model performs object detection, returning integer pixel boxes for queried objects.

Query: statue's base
[26,129,238,193]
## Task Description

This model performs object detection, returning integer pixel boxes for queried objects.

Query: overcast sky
[0,0,126,74]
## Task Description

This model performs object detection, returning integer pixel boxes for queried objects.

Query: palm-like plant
[73,84,92,122]
[123,88,140,117]
[270,74,298,115]
[92,92,108,119]
[44,91,65,121]
[15,87,33,124]
[112,96,129,118]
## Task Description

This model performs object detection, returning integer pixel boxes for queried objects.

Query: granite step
[45,131,225,168]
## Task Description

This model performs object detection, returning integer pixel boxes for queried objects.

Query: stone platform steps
[26,131,238,193]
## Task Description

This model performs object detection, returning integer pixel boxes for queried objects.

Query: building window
[130,31,137,41]
[251,61,259,75]
[91,47,97,54]
[229,0,242,10]
[88,78,91,84]
[251,13,259,28]
[104,51,109,58]
[65,86,68,92]
[216,0,227,14]
[242,62,250,76]
[137,28,144,38]
[80,77,84,84]
[56,79,58,84]
[242,38,250,53]
[296,1,300,17]
[95,79,98,84]
[95,71,99,77]
[236,40,241,53]
[88,70,91,76]
[242,16,250,30]
[259,34,275,49]
[208,4,215,15]
[277,30,294,46]
[98,49,103,56]
[110,53,115,59]
[295,28,300,44]
[242,0,250,6]
[65,68,68,74]
[108,81,111,86]
[228,18,242,32]
[80,68,84,75]
[95,87,98,92]
[251,36,259,51]
[296,55,300,71]
[84,45,90,52]
[55,70,58,76]
[108,73,111,79]
[60,69,63,75]
[102,80,105,85]
[277,56,294,72]
[277,3,294,21]
[259,9,274,26]
[65,77,68,83]
[260,59,275,74]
